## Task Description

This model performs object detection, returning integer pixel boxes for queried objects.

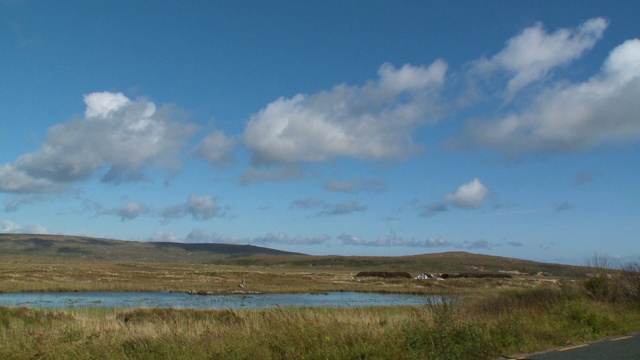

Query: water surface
[0,291,436,309]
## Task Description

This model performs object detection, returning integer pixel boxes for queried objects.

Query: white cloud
[160,194,221,223]
[340,233,450,248]
[84,92,131,118]
[184,229,246,244]
[456,39,640,154]
[444,178,489,209]
[113,202,150,221]
[475,17,607,99]
[0,92,197,193]
[424,236,451,247]
[182,229,330,246]
[338,234,393,246]
[0,220,47,234]
[185,194,220,220]
[243,61,447,165]
[194,131,236,167]
[251,233,330,246]
[338,233,369,246]
[0,220,21,232]
[393,236,451,248]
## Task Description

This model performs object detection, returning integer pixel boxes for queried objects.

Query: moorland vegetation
[0,234,638,359]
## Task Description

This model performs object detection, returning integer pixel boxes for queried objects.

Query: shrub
[355,271,412,278]
[584,255,640,304]
[404,300,500,360]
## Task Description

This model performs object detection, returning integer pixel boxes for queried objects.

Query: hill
[0,234,302,263]
[0,233,589,277]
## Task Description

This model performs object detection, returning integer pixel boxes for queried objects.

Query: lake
[0,292,439,309]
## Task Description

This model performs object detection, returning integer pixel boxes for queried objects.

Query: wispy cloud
[292,198,367,216]
[466,239,493,249]
[324,179,389,193]
[554,202,575,212]
[454,38,640,155]
[194,131,236,167]
[473,17,607,100]
[251,233,330,246]
[152,229,331,247]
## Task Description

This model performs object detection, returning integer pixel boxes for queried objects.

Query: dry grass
[1,285,639,359]
[0,255,570,295]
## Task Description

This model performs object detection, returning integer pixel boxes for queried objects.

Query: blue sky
[1,1,638,265]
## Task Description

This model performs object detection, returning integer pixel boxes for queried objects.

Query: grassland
[1,284,639,359]
[0,234,639,359]
[0,233,590,295]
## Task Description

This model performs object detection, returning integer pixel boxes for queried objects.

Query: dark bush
[355,271,412,279]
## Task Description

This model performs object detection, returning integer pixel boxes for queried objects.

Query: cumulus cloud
[338,233,388,246]
[184,229,246,244]
[79,200,150,221]
[0,220,21,232]
[194,131,236,167]
[0,220,47,234]
[474,17,607,99]
[160,194,221,223]
[454,39,640,155]
[0,92,197,193]
[243,61,447,165]
[394,236,451,248]
[444,178,490,209]
[110,202,150,221]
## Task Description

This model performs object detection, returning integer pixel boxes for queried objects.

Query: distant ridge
[0,233,589,277]
[0,234,303,263]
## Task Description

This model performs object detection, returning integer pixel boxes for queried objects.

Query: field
[0,234,639,359]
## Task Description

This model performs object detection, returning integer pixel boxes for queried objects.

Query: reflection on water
[0,292,439,309]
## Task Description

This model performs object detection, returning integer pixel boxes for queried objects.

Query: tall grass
[1,282,639,359]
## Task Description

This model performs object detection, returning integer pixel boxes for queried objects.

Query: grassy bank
[1,282,639,359]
